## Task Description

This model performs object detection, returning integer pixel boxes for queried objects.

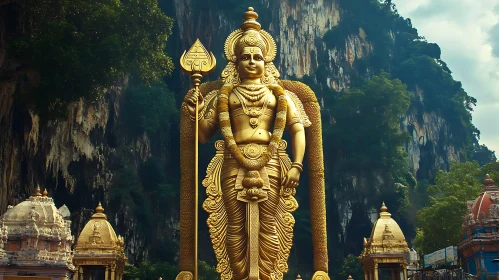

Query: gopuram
[0,187,126,280]
[0,187,74,280]
[176,7,329,280]
[459,175,499,279]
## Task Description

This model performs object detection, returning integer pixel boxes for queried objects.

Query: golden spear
[179,39,216,280]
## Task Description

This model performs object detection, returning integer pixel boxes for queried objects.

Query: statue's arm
[184,90,219,144]
[198,106,219,144]
[286,95,306,164]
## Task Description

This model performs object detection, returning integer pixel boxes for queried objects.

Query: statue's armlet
[199,90,219,142]
[202,90,219,124]
[284,90,311,128]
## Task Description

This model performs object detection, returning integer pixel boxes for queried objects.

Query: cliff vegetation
[0,0,497,278]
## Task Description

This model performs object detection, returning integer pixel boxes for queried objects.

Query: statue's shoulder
[280,87,312,128]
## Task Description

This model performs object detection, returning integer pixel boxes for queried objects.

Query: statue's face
[237,47,265,80]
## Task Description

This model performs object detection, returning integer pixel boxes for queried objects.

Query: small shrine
[458,174,499,280]
[360,203,409,280]
[0,187,75,279]
[73,202,126,280]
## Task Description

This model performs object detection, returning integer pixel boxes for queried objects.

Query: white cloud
[490,23,499,58]
[393,0,499,155]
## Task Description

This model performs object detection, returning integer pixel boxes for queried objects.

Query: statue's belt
[224,143,269,159]
[224,143,283,159]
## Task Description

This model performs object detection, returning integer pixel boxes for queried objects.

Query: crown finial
[96,202,104,213]
[42,189,48,197]
[34,185,42,197]
[381,202,388,212]
[241,7,261,31]
[348,275,353,280]
[485,174,495,186]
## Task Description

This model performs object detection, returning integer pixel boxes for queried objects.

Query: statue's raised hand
[184,90,204,117]
[283,167,301,188]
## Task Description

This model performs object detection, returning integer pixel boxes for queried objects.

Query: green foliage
[335,255,363,280]
[413,162,499,253]
[324,0,479,155]
[123,261,217,280]
[122,83,179,141]
[320,72,413,263]
[10,0,174,119]
[139,157,178,209]
[473,144,498,166]
[124,262,177,280]
[110,156,178,241]
[330,72,411,178]
[323,14,360,51]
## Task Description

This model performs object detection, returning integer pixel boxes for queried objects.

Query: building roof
[73,202,126,271]
[2,187,69,233]
[467,174,499,223]
[75,202,121,247]
[460,174,499,244]
[360,203,409,261]
[0,186,74,269]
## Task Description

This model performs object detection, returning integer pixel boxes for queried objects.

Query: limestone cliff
[0,0,471,270]
[169,0,466,266]
[0,1,169,263]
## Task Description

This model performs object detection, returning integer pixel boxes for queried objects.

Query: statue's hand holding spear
[178,39,216,280]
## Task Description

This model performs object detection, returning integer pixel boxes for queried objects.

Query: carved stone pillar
[364,269,368,280]
[111,263,116,280]
[73,267,79,280]
[374,263,379,280]
[105,266,109,280]
[402,265,407,280]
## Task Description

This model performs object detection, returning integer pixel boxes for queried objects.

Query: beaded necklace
[218,84,287,171]
[232,87,270,128]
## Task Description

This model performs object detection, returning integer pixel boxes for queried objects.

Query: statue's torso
[228,86,276,145]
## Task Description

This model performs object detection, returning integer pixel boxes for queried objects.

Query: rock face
[0,1,160,263]
[0,0,463,265]
[169,0,460,181]
[170,0,463,262]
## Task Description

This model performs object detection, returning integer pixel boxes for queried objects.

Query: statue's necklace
[235,84,268,101]
[232,87,270,128]
[218,84,288,171]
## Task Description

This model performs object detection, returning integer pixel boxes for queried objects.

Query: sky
[393,0,499,156]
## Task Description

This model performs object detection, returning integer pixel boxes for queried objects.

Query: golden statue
[177,7,329,280]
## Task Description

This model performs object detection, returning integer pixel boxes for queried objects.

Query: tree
[328,72,412,214]
[124,262,177,280]
[123,261,217,280]
[473,144,497,166]
[336,255,363,280]
[122,83,179,144]
[10,0,174,119]
[413,161,499,253]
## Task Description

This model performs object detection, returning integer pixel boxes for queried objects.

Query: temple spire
[33,185,42,197]
[380,202,388,212]
[96,202,104,213]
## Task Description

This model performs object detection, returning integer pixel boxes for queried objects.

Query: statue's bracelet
[291,162,303,173]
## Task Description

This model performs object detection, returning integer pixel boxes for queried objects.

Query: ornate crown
[221,7,280,85]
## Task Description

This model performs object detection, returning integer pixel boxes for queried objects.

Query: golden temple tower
[360,203,409,280]
[73,202,126,280]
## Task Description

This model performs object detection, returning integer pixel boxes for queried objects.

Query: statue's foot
[311,271,330,280]
[175,271,193,280]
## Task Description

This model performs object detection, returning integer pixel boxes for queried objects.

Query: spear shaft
[179,40,216,280]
